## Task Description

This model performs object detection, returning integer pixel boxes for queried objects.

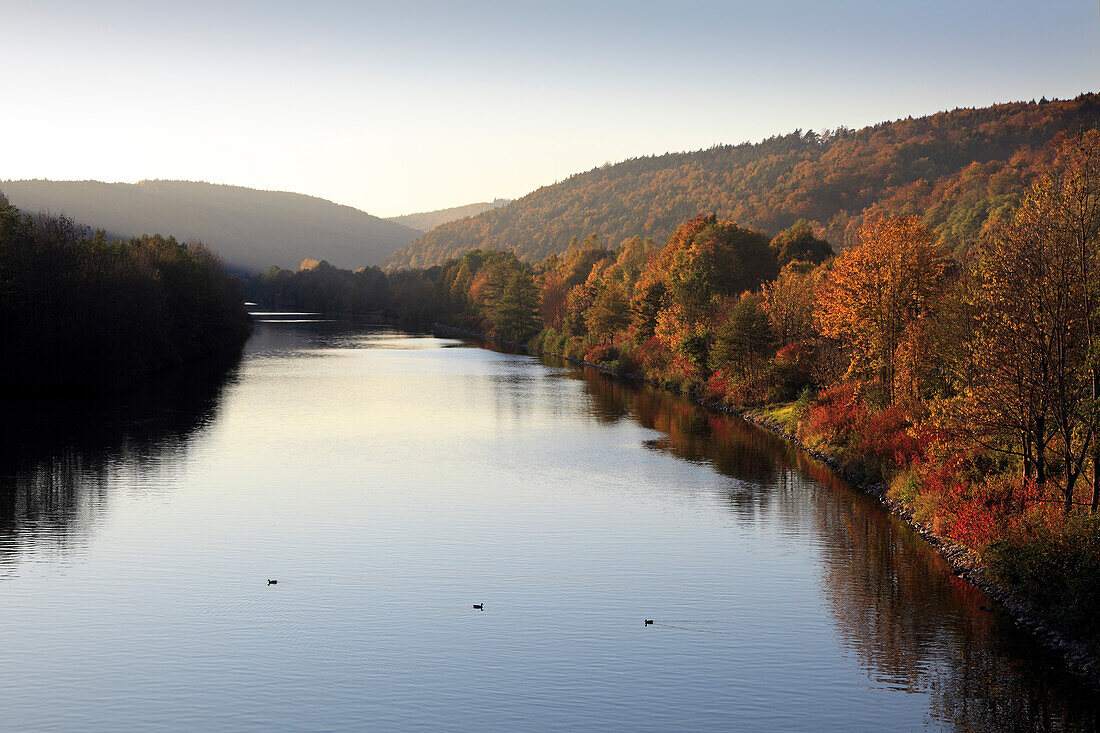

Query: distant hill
[386,198,511,232]
[0,179,420,273]
[387,94,1100,269]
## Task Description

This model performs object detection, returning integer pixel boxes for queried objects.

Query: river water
[1,319,1097,731]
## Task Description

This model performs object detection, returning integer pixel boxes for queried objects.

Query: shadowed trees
[0,194,250,390]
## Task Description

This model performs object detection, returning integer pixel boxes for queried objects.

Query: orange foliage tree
[815,215,948,405]
[948,131,1100,511]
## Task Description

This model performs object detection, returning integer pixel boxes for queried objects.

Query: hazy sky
[2,0,1096,216]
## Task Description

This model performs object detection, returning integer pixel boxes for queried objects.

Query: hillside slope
[387,198,510,232]
[0,179,420,272]
[388,94,1100,269]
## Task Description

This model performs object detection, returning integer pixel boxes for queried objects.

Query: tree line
[0,193,251,390]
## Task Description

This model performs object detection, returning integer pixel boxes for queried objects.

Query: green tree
[711,293,774,386]
[490,269,540,342]
[586,282,630,342]
[770,220,832,266]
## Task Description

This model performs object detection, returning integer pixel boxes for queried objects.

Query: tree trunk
[1035,414,1047,486]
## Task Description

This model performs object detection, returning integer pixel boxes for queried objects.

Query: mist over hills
[387,93,1100,269]
[386,199,510,232]
[0,179,421,273]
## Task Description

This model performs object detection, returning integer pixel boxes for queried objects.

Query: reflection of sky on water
[0,320,1096,732]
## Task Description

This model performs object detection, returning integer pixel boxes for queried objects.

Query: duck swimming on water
[268,579,278,585]
[473,603,484,610]
[644,619,654,625]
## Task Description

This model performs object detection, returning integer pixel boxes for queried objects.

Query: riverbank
[435,323,1100,689]
[735,409,1100,688]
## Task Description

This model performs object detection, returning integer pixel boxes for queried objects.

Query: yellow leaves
[762,260,826,345]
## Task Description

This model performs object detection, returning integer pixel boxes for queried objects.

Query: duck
[268,579,278,585]
[644,619,654,625]
[473,603,484,610]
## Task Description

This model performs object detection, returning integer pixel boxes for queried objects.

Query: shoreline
[435,323,1100,689]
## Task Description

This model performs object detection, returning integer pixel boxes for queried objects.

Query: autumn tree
[951,132,1100,510]
[659,215,776,322]
[815,215,948,405]
[762,260,826,346]
[586,282,630,342]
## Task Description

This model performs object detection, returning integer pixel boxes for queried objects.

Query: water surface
[1,320,1096,731]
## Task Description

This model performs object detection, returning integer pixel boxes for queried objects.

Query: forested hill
[0,179,420,273]
[386,198,511,232]
[387,94,1100,269]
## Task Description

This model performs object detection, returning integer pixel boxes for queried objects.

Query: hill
[387,94,1100,269]
[386,198,510,232]
[0,179,420,273]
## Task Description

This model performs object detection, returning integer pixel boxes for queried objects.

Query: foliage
[798,384,920,482]
[769,220,832,266]
[0,196,250,390]
[389,94,1100,269]
[989,514,1100,645]
[945,130,1100,511]
[815,215,948,404]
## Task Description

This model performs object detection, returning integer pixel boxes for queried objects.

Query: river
[1,318,1097,731]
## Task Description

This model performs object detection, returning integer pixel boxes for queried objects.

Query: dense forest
[0,192,251,390]
[250,131,1100,651]
[0,179,421,272]
[388,94,1100,269]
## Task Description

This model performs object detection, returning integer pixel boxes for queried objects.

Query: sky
[1,0,1097,217]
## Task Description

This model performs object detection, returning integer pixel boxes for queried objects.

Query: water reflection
[563,361,1100,731]
[0,357,239,574]
[2,326,1098,732]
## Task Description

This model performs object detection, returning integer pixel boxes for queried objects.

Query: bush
[584,342,620,366]
[989,513,1100,645]
[797,384,921,481]
[889,468,921,506]
[766,341,817,401]
[793,385,815,418]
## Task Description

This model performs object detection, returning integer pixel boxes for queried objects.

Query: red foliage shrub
[798,383,922,479]
[857,406,921,469]
[635,336,673,376]
[584,343,620,365]
[798,384,862,443]
[767,341,816,400]
[705,369,733,403]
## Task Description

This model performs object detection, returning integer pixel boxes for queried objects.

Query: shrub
[797,383,921,481]
[766,341,817,401]
[989,513,1100,645]
[584,342,620,365]
[889,468,921,506]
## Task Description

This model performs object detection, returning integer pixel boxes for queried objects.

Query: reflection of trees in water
[571,362,1100,731]
[814,484,1100,730]
[0,358,239,573]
